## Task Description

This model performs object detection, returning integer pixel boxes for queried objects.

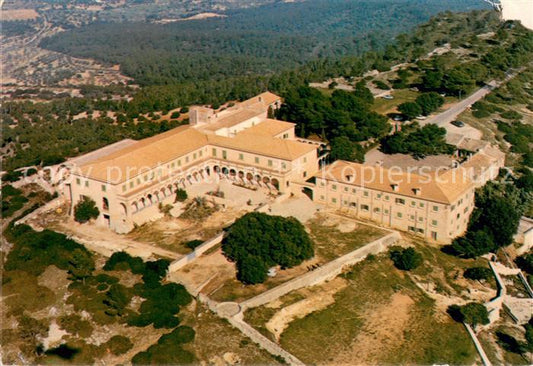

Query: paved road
[421,82,496,128]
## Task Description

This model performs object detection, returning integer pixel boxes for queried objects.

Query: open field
[244,237,496,364]
[372,89,418,115]
[2,9,40,20]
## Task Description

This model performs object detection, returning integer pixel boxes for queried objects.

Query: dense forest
[3,10,532,172]
[40,0,488,86]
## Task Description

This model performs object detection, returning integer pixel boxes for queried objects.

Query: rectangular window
[268,159,273,167]
[419,202,425,208]
[171,162,175,168]
[384,209,389,215]
[281,162,287,170]
[239,153,244,160]
[431,231,438,240]
[76,178,81,185]
[222,150,227,159]
[303,157,307,163]
[350,202,357,208]
[410,201,416,207]
[137,178,141,185]
[384,195,390,201]
[395,198,405,205]
[363,191,369,197]
[332,184,337,191]
[199,150,203,157]
[178,160,182,167]
[255,157,260,164]
[186,156,190,163]
[320,195,325,200]
[212,148,217,157]
[451,205,456,211]
[129,181,134,188]
[361,204,369,211]
[374,207,380,213]
[85,181,89,188]
[344,187,349,192]
[376,193,382,200]
[101,184,106,192]
[122,185,126,192]
[409,215,415,221]
[432,220,438,226]
[418,217,424,222]
[332,198,337,204]
[193,153,197,159]
[352,188,357,194]
[397,212,403,219]
[433,205,439,212]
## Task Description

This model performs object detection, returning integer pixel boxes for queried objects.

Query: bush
[2,170,23,182]
[390,247,423,271]
[185,239,203,250]
[170,111,181,119]
[500,110,522,120]
[175,188,188,202]
[515,253,533,275]
[373,80,390,90]
[74,197,100,223]
[222,212,314,284]
[415,92,444,115]
[104,335,133,355]
[448,302,489,326]
[464,267,492,281]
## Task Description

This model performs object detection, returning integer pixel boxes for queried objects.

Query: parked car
[415,115,427,120]
[451,120,465,127]
[382,95,394,100]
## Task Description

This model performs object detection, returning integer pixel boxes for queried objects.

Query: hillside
[40,0,489,86]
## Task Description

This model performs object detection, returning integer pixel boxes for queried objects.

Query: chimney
[391,184,399,192]
[413,187,421,196]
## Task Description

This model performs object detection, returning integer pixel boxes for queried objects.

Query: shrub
[500,110,522,120]
[170,111,181,119]
[185,239,203,250]
[104,335,133,355]
[175,188,188,202]
[448,302,489,327]
[464,267,493,281]
[373,80,390,90]
[390,247,423,271]
[74,197,100,223]
[3,170,23,182]
[515,253,533,275]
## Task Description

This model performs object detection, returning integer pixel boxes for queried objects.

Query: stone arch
[246,172,253,181]
[238,171,244,179]
[262,176,270,184]
[214,165,221,173]
[229,169,236,177]
[222,167,229,175]
[140,197,146,208]
[205,167,211,176]
[131,201,138,213]
[147,194,153,206]
[271,178,280,190]
[255,174,261,182]
[120,203,127,216]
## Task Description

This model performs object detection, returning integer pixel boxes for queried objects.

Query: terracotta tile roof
[318,160,473,204]
[237,119,294,137]
[202,107,265,132]
[207,133,317,161]
[79,126,208,183]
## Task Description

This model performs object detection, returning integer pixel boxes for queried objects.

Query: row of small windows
[328,184,440,212]
[213,148,288,170]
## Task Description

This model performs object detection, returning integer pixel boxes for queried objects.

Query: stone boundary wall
[240,231,401,310]
[464,323,492,366]
[167,232,226,273]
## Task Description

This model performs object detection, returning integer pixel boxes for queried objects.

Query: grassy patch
[372,89,418,115]
[276,254,477,364]
[308,217,387,261]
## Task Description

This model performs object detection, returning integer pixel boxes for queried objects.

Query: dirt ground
[340,293,415,364]
[2,9,39,20]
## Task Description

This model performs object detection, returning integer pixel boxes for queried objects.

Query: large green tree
[222,212,314,284]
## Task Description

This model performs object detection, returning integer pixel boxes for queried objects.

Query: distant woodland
[5,10,533,172]
[40,0,488,86]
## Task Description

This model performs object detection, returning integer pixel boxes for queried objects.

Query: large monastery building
[67,92,324,233]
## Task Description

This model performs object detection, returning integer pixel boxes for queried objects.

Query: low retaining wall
[240,231,401,310]
[464,323,492,366]
[15,197,64,229]
[167,232,226,273]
